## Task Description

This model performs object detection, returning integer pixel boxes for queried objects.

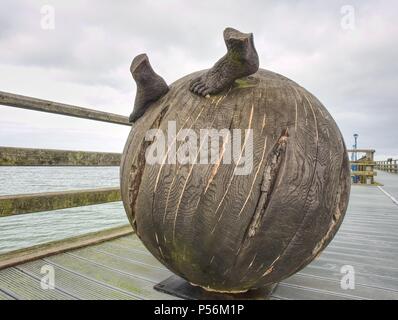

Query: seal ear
[129,54,169,123]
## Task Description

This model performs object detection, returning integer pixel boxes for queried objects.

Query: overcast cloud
[0,0,397,159]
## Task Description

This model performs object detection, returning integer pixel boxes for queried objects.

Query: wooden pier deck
[0,171,397,300]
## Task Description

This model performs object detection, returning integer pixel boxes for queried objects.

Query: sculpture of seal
[129,54,169,123]
[121,27,351,294]
[189,27,259,97]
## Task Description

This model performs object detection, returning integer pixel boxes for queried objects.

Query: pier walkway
[375,170,398,202]
[1,174,398,299]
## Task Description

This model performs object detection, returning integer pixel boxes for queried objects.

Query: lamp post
[353,133,359,160]
[353,133,359,183]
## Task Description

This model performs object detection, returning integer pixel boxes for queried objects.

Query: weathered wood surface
[0,91,130,126]
[120,68,351,292]
[0,225,132,270]
[376,160,398,173]
[0,146,121,166]
[350,161,375,166]
[1,184,397,300]
[350,171,377,176]
[375,170,398,200]
[0,187,121,216]
[347,149,375,153]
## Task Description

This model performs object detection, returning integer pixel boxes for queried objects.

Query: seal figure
[189,27,259,97]
[129,54,169,123]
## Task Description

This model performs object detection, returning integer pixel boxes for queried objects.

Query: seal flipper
[189,27,259,97]
[129,54,169,123]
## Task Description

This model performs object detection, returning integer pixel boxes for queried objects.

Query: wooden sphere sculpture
[121,28,351,293]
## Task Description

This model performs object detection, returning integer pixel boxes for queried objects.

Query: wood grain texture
[0,187,121,216]
[120,68,351,292]
[0,225,132,270]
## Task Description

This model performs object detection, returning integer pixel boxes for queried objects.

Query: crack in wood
[244,128,289,239]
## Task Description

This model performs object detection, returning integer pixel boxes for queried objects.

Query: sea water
[0,167,129,253]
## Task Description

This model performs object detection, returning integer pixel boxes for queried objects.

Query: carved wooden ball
[120,69,351,293]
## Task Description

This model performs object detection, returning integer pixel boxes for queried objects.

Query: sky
[0,0,397,160]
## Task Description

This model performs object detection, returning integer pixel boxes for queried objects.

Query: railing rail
[0,146,122,166]
[0,187,121,217]
[0,91,128,221]
[0,90,132,259]
[375,159,398,173]
[0,225,132,270]
[0,91,130,126]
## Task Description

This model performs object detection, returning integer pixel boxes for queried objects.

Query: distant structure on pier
[349,133,377,185]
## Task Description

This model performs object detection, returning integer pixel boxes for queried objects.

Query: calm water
[0,167,129,253]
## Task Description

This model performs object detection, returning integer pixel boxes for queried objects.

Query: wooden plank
[299,264,398,292]
[347,149,375,153]
[350,162,375,166]
[0,91,130,126]
[0,187,121,216]
[69,247,170,283]
[272,283,351,300]
[350,171,376,176]
[0,289,15,300]
[323,246,397,264]
[17,260,135,300]
[0,146,122,166]
[309,256,398,280]
[0,267,75,300]
[85,241,168,270]
[0,225,133,270]
[282,273,398,300]
[44,253,174,299]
